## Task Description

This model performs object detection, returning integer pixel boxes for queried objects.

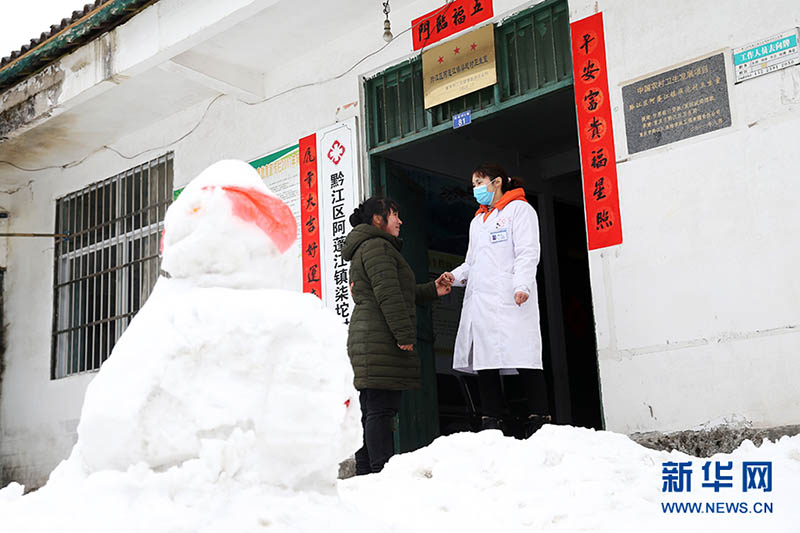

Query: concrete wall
[0,175,96,488]
[568,0,800,433]
[1,0,799,488]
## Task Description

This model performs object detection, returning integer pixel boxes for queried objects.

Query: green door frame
[362,0,580,428]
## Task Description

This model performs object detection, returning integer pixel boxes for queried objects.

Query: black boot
[480,416,503,431]
[524,414,551,438]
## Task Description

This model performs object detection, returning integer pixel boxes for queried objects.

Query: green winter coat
[342,223,438,390]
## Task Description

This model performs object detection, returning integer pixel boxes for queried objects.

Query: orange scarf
[475,188,528,221]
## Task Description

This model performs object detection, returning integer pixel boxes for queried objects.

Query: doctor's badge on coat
[490,229,508,243]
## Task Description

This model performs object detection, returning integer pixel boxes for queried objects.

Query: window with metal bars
[366,0,571,152]
[51,153,174,379]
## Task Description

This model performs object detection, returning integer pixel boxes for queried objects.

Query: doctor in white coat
[441,163,551,436]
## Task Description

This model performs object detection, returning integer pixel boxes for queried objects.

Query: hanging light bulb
[382,1,393,42]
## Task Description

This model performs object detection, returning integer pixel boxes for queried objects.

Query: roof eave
[0,0,159,94]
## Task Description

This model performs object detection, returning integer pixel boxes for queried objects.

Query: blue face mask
[473,184,494,205]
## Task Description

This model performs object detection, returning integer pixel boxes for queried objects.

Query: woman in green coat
[342,196,451,475]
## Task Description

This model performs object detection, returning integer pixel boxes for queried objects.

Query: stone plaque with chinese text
[622,53,731,154]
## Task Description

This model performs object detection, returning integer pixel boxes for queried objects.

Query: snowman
[62,159,361,490]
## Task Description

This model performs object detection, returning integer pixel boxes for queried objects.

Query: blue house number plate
[453,110,472,129]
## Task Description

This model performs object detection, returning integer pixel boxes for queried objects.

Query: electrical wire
[101,93,226,160]
[0,3,456,173]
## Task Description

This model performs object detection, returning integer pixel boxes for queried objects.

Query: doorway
[369,86,603,449]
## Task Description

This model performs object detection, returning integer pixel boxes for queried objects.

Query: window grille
[51,153,173,379]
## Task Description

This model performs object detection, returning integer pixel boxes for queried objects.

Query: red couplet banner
[299,134,322,297]
[570,12,623,250]
[411,0,493,51]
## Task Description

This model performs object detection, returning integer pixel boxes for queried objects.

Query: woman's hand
[397,344,414,351]
[435,273,452,296]
[514,291,529,306]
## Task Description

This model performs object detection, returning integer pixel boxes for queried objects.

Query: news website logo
[660,460,774,514]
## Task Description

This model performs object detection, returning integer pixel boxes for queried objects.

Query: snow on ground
[1,160,797,531]
[1,426,797,532]
[340,426,800,532]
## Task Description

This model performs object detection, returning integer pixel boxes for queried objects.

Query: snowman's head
[160,160,298,289]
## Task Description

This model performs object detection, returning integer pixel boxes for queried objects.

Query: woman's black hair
[349,196,400,228]
[473,163,525,193]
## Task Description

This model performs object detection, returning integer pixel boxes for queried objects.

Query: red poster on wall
[570,12,623,250]
[299,134,322,297]
[411,0,493,51]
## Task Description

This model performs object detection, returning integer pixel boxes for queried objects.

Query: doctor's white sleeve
[450,218,477,287]
[512,204,540,295]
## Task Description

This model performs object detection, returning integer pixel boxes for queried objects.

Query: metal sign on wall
[733,28,799,83]
[422,23,497,109]
[412,0,493,51]
[570,12,623,250]
[621,54,732,154]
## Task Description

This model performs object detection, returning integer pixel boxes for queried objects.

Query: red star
[438,56,444,63]
[471,42,477,51]
[453,47,460,54]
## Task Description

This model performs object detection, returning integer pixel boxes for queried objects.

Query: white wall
[569,0,800,432]
[0,178,95,487]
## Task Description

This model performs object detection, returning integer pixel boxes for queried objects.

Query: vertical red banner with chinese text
[299,134,322,297]
[570,12,623,250]
[412,0,493,50]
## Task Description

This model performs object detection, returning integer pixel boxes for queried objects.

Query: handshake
[433,271,529,306]
[399,272,456,352]
[434,271,456,297]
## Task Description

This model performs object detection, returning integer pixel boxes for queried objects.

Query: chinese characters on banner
[318,118,358,324]
[570,12,623,250]
[299,134,322,297]
[412,0,493,50]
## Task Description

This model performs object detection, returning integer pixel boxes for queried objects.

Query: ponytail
[348,196,400,228]
[348,207,364,228]
[505,176,525,192]
[472,163,525,193]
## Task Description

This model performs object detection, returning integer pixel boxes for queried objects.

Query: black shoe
[524,414,552,438]
[480,416,503,431]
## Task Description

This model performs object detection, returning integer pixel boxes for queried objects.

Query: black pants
[355,388,402,475]
[477,368,549,417]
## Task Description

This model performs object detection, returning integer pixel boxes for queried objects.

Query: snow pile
[72,283,360,488]
[340,425,800,532]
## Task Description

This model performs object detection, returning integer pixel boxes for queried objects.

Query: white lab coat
[451,199,542,372]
